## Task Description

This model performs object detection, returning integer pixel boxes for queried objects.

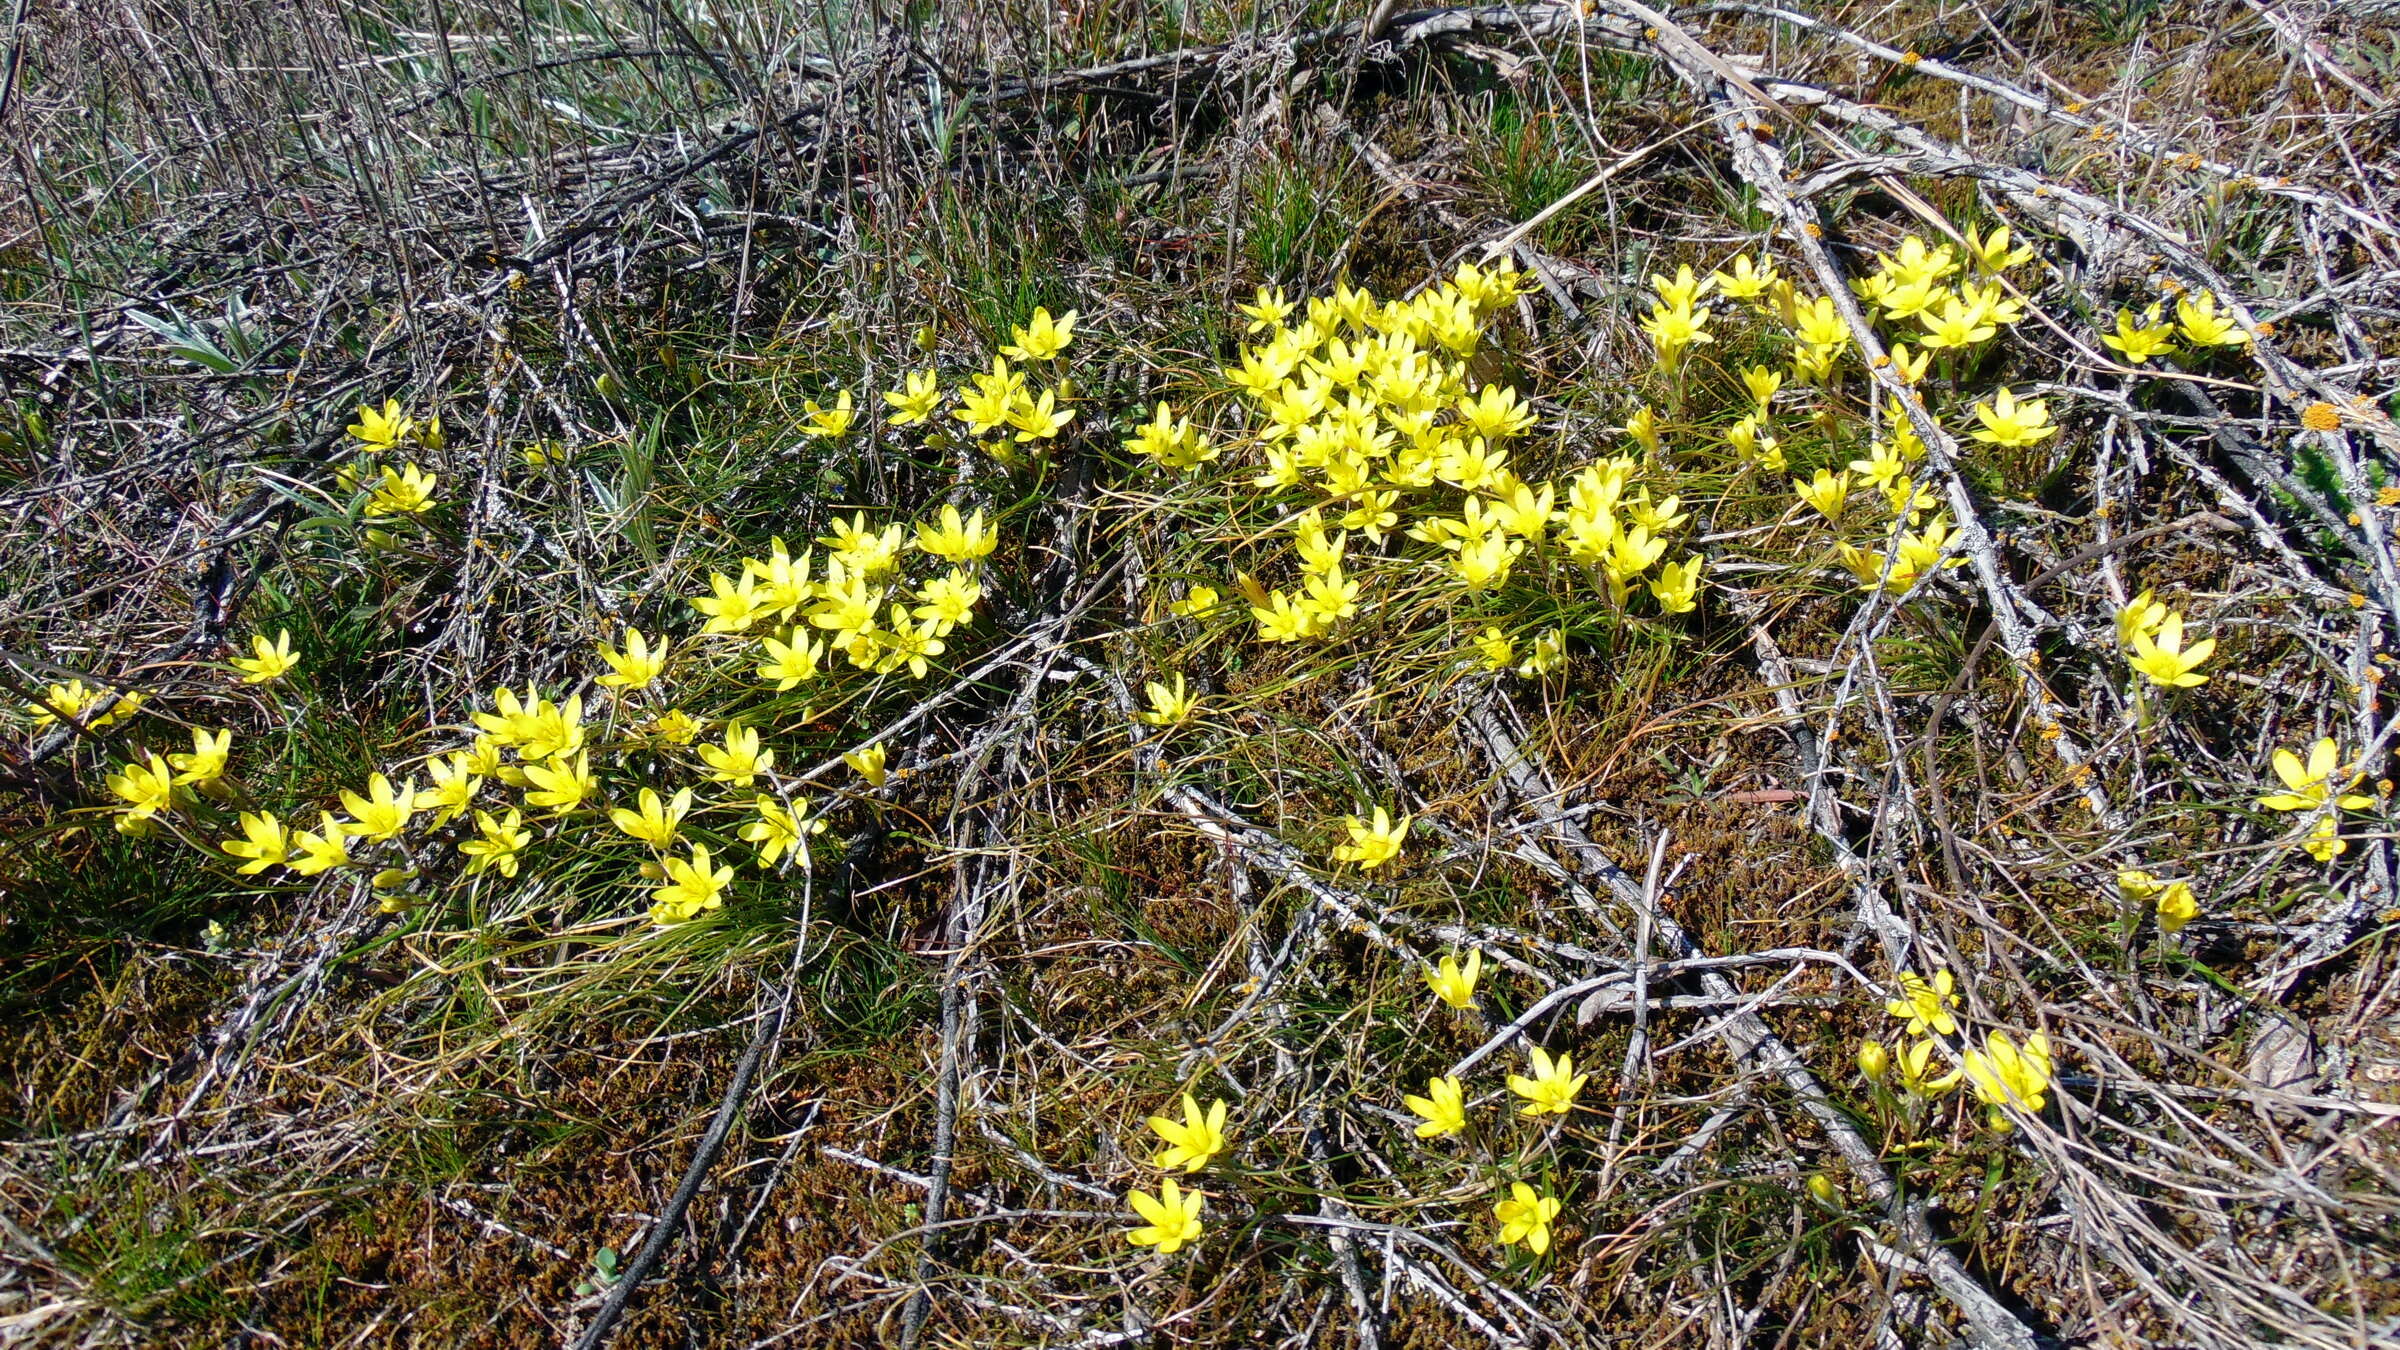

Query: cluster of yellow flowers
[1846,226,2033,355]
[2098,291,2252,365]
[1134,263,1704,673]
[872,308,1080,464]
[339,399,444,535]
[24,678,144,731]
[2257,736,2377,862]
[1858,969,2059,1132]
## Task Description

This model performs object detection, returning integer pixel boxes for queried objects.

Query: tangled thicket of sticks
[3,0,2398,1346]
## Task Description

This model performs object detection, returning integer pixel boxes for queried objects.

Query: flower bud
[1858,1040,1891,1082]
[1806,1174,1838,1207]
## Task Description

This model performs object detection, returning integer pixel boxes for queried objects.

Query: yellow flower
[1637,299,1712,369]
[1968,388,2057,448]
[844,742,888,787]
[1517,627,1567,677]
[2303,815,2347,862]
[1238,285,1294,333]
[364,463,438,517]
[1169,585,1221,619]
[1963,223,2033,272]
[1472,627,1515,672]
[2116,590,2170,648]
[649,708,704,746]
[2128,613,2215,687]
[1493,1182,1561,1255]
[1888,342,1932,385]
[520,751,596,813]
[1893,1038,1961,1097]
[741,795,825,868]
[883,370,942,426]
[999,307,1078,362]
[1961,1031,2055,1129]
[1332,806,1409,870]
[2175,292,2249,349]
[230,630,300,684]
[699,722,774,787]
[912,571,982,635]
[104,753,179,832]
[2100,306,2178,364]
[1916,294,1996,349]
[692,570,769,635]
[1650,555,1702,615]
[338,773,417,842]
[167,727,233,786]
[610,786,692,847]
[287,812,354,876]
[650,843,735,925]
[1139,674,1199,727]
[2258,738,2375,812]
[1125,401,1215,469]
[221,810,291,874]
[1125,1177,1204,1254]
[1425,949,1482,1010]
[2117,870,2200,933]
[1885,969,1959,1037]
[914,504,998,564]
[799,391,856,438]
[459,808,532,878]
[1711,253,1779,300]
[1739,364,1783,410]
[597,629,669,692]
[347,399,415,449]
[1147,1093,1231,1172]
[1404,1076,1469,1139]
[1793,468,1850,525]
[412,752,482,825]
[757,632,826,691]
[1506,1047,1588,1117]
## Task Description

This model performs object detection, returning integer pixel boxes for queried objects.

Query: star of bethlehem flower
[1885,969,1960,1036]
[1711,253,1779,300]
[1517,627,1568,677]
[168,727,233,786]
[999,307,1077,361]
[692,571,769,634]
[2117,869,2200,934]
[650,843,735,925]
[1493,1182,1562,1255]
[337,773,416,842]
[459,808,532,878]
[1963,223,2034,272]
[1892,1038,1962,1097]
[610,786,692,847]
[2175,292,2249,348]
[699,722,773,787]
[347,399,416,449]
[799,391,855,438]
[1650,555,1703,615]
[1472,627,1515,672]
[844,742,889,787]
[415,752,482,824]
[1238,284,1294,333]
[597,629,669,692]
[2100,305,2178,364]
[25,679,137,729]
[1147,1093,1231,1171]
[1138,674,1199,727]
[649,708,705,745]
[1125,401,1215,469]
[365,463,438,517]
[521,752,596,814]
[220,810,291,874]
[883,370,942,426]
[1124,1177,1204,1254]
[231,629,300,684]
[288,812,354,875]
[1969,388,2056,447]
[1793,468,1850,525]
[1507,1047,1588,1117]
[2116,589,2171,648]
[1332,806,1409,870]
[2302,815,2346,862]
[914,504,998,563]
[1405,1076,1469,1139]
[1425,949,1482,1009]
[104,753,178,832]
[757,631,826,691]
[2257,738,2375,813]
[1169,585,1220,618]
[2128,612,2215,687]
[1961,1030,2055,1130]
[741,795,824,868]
